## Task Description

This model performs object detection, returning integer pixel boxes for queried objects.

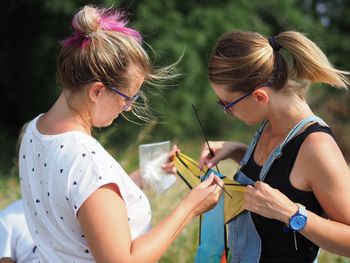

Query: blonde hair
[57,5,174,122]
[208,31,349,96]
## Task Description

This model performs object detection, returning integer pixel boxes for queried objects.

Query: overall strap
[239,120,268,168]
[259,116,327,181]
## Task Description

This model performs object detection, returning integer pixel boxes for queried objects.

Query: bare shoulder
[298,131,350,222]
[298,130,349,181]
[297,130,347,167]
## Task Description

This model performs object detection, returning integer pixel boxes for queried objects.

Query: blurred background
[0,0,349,262]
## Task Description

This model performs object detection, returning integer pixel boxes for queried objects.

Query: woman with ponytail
[18,5,223,263]
[199,30,350,262]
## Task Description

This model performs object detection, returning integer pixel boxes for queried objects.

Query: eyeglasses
[217,90,253,116]
[110,87,140,111]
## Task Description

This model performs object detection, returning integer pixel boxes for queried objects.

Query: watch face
[290,215,307,231]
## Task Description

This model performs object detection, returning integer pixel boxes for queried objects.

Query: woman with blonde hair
[199,30,350,262]
[19,5,223,262]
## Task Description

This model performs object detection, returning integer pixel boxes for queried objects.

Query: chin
[244,120,254,125]
[105,119,116,127]
[244,118,262,126]
[95,117,118,128]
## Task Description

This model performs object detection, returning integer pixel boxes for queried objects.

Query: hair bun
[72,6,100,35]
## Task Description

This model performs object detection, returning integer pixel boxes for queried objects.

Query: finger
[163,167,176,174]
[162,163,176,174]
[244,190,254,203]
[254,180,270,190]
[206,160,217,169]
[244,185,256,199]
[199,149,211,169]
[172,144,179,153]
[162,167,175,174]
[206,175,224,197]
[206,153,225,169]
[198,173,215,188]
[246,184,255,192]
[211,175,224,188]
[243,201,256,212]
[199,158,207,170]
[167,145,177,161]
[213,182,224,196]
[162,162,174,169]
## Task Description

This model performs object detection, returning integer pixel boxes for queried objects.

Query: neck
[265,92,313,136]
[37,92,92,135]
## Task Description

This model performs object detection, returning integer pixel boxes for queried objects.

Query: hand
[199,141,242,169]
[243,181,298,224]
[183,173,224,217]
[161,144,179,174]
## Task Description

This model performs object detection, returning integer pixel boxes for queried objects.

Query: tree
[1,0,349,174]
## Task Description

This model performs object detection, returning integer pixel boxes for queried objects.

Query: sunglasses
[217,82,273,116]
[110,87,140,111]
[217,90,253,116]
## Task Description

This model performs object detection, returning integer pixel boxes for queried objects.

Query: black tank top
[241,123,334,263]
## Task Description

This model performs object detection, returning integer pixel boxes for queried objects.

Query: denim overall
[228,116,327,263]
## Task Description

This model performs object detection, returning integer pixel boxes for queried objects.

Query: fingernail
[207,162,213,168]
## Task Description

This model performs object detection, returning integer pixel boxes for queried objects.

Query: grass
[144,181,199,263]
[0,174,21,209]
[1,146,349,263]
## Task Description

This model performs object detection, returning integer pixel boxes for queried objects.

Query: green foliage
[1,0,350,168]
[0,174,21,209]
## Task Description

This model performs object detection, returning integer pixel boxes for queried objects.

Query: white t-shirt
[0,200,38,263]
[19,115,151,262]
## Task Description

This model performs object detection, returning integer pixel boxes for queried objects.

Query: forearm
[83,175,222,263]
[81,185,194,263]
[245,182,350,258]
[129,198,194,262]
[300,211,350,257]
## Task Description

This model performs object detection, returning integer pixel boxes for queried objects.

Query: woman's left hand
[243,181,298,225]
[161,144,179,174]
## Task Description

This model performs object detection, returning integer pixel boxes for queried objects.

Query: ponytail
[276,31,349,89]
[208,30,349,95]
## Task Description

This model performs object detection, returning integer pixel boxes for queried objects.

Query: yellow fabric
[174,152,246,223]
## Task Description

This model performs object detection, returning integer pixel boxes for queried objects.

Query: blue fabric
[228,211,261,263]
[195,194,225,263]
[195,170,226,263]
[229,172,261,263]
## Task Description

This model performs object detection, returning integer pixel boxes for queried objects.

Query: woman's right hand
[199,141,243,169]
[182,173,224,217]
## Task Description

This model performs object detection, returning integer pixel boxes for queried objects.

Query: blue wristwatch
[288,203,307,231]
